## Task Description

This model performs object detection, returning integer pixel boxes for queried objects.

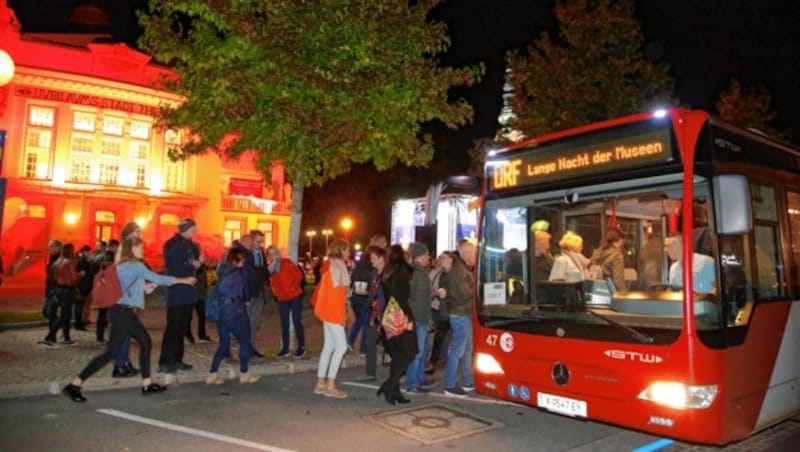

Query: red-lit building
[0,4,290,277]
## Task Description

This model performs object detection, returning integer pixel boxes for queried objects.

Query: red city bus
[473,108,800,445]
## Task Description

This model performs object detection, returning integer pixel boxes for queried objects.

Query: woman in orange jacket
[266,245,306,358]
[313,239,350,399]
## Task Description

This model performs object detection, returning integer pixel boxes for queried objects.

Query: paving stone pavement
[0,288,365,399]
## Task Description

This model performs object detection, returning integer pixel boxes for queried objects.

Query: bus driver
[664,234,716,295]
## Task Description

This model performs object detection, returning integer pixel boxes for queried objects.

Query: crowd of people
[42,219,478,405]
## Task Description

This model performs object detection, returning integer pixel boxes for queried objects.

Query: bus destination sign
[489,128,673,190]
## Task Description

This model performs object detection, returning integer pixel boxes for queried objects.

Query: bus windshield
[477,176,721,345]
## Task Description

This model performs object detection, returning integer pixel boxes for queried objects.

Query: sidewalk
[0,286,365,399]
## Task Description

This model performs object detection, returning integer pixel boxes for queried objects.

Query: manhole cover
[367,403,503,445]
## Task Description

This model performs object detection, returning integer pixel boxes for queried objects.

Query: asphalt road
[2,364,798,452]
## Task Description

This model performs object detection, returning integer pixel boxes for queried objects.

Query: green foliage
[715,79,789,140]
[506,0,674,137]
[138,0,483,186]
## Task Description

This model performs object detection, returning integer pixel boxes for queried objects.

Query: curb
[0,320,48,331]
[0,354,363,399]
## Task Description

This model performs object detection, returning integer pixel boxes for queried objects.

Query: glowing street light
[0,49,14,86]
[305,229,317,255]
[321,228,333,250]
[340,217,353,242]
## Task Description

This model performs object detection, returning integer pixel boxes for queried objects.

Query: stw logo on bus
[604,349,663,364]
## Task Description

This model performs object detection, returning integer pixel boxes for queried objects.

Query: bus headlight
[475,353,505,375]
[637,382,718,409]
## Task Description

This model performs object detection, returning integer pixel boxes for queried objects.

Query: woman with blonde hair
[549,231,590,281]
[62,237,196,402]
[312,239,351,398]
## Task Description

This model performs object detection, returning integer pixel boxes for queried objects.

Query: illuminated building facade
[0,5,290,274]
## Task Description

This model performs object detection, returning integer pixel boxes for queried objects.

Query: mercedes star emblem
[552,362,570,386]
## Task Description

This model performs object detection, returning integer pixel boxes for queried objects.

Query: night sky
[9,0,800,246]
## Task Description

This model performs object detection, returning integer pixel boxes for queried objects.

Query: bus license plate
[537,392,588,417]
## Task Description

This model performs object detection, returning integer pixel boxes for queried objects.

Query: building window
[101,138,122,156]
[133,162,147,188]
[163,129,185,192]
[23,105,55,179]
[102,116,124,136]
[99,159,119,185]
[256,220,275,246]
[224,218,244,245]
[73,111,96,132]
[68,156,92,183]
[130,121,150,140]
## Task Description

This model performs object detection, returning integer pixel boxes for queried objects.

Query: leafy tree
[138,0,483,258]
[715,79,788,140]
[506,0,674,137]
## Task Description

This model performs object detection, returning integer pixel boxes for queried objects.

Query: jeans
[278,295,305,353]
[210,311,253,373]
[79,305,153,380]
[317,322,347,380]
[114,340,131,366]
[444,315,474,390]
[406,322,431,390]
[347,297,369,354]
[45,287,74,342]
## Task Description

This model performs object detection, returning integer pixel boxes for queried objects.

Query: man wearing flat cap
[406,242,437,393]
[158,218,202,373]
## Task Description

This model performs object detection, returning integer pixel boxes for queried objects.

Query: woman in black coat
[377,245,418,405]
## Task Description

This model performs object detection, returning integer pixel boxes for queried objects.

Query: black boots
[62,384,87,403]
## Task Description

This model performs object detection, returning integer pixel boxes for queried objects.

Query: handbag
[381,296,409,339]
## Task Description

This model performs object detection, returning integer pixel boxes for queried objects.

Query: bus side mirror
[712,175,752,235]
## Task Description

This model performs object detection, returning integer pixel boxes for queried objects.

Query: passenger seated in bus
[533,230,554,281]
[637,232,663,290]
[664,234,717,295]
[549,231,590,282]
[590,228,627,291]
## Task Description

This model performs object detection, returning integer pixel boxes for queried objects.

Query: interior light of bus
[652,109,667,118]
[637,382,719,409]
[475,353,505,375]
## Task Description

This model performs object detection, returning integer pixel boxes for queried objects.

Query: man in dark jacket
[239,231,270,357]
[158,218,202,373]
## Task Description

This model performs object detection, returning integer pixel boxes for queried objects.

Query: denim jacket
[117,260,175,309]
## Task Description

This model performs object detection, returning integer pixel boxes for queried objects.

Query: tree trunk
[287,173,304,262]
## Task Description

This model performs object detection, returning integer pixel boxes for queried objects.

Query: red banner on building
[228,178,263,197]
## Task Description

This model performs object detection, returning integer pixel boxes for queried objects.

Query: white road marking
[342,381,527,407]
[97,408,296,452]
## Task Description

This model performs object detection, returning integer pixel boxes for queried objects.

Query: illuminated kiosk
[390,193,478,256]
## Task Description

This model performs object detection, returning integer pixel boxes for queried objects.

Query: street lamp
[0,49,14,86]
[321,228,333,250]
[340,217,353,242]
[305,229,317,255]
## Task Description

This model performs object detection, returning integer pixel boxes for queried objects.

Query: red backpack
[92,263,135,308]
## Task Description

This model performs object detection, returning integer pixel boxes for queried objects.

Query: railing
[220,195,289,214]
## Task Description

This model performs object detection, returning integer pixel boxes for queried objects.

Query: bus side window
[719,235,751,326]
[750,184,785,300]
